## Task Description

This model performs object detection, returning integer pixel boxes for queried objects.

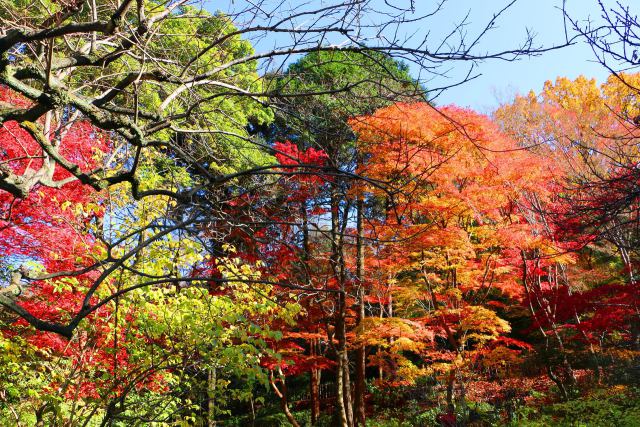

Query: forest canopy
[1,0,640,426]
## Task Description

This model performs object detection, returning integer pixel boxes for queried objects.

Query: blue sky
[423,0,612,111]
[215,0,616,112]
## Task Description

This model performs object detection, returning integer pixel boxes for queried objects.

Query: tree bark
[331,189,350,427]
[208,367,217,427]
[335,340,349,427]
[342,350,354,427]
[270,368,300,427]
[354,196,367,427]
[302,203,322,424]
[310,339,321,425]
[445,370,456,414]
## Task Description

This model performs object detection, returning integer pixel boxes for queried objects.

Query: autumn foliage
[3,75,640,425]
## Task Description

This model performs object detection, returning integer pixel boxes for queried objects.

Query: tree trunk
[331,189,350,427]
[354,196,367,427]
[335,340,349,427]
[335,297,353,427]
[250,395,256,427]
[270,368,300,427]
[520,250,576,398]
[546,365,569,400]
[342,350,354,427]
[310,339,321,425]
[303,202,323,425]
[378,296,385,381]
[208,367,217,427]
[445,369,456,414]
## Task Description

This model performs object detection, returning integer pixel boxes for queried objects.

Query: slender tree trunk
[310,368,321,424]
[335,292,353,427]
[537,266,576,388]
[331,190,350,427]
[546,365,569,400]
[302,204,322,424]
[250,396,256,427]
[354,196,367,427]
[445,370,456,414]
[378,298,384,381]
[208,367,217,427]
[310,339,321,425]
[342,350,354,427]
[520,250,575,398]
[557,262,603,383]
[422,262,461,415]
[270,368,300,427]
[335,336,349,427]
